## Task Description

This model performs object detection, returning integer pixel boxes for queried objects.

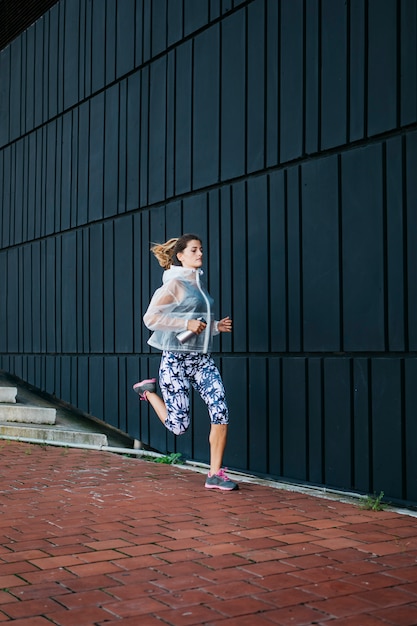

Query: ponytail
[150,238,178,269]
[150,233,202,269]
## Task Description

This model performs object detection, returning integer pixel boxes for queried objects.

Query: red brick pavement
[0,441,417,625]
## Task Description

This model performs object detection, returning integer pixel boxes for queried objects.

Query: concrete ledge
[0,405,56,424]
[0,387,17,403]
[0,425,108,446]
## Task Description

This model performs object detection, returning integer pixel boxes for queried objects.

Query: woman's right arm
[143,283,188,332]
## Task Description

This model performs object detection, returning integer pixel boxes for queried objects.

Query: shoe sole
[133,378,157,401]
[133,378,156,392]
[205,483,239,491]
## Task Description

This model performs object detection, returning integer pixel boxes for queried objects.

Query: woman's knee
[164,416,190,436]
[210,408,229,426]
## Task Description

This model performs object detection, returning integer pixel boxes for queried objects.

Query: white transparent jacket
[143,266,220,353]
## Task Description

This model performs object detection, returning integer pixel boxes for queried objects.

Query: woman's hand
[187,319,207,334]
[218,316,232,333]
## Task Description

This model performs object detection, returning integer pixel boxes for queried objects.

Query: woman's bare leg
[209,423,228,475]
[145,391,167,426]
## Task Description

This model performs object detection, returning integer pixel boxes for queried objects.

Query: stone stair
[0,386,18,404]
[0,376,110,448]
[0,386,56,424]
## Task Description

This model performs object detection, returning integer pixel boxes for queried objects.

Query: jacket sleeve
[143,282,188,332]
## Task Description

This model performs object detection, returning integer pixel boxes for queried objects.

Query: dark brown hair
[150,234,202,269]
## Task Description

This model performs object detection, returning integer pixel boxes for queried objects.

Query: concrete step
[0,370,134,451]
[0,404,56,425]
[0,424,108,446]
[0,387,17,403]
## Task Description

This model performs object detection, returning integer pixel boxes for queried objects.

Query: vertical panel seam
[317,0,322,152]
[396,0,401,129]
[305,356,309,481]
[277,0,281,165]
[400,356,407,499]
[402,135,409,351]
[244,4,248,175]
[172,49,177,199]
[263,0,267,170]
[218,17,222,182]
[349,356,355,489]
[267,174,271,352]
[190,37,194,188]
[382,141,389,351]
[337,153,344,351]
[41,127,46,237]
[164,33,170,200]
[284,169,289,352]
[298,165,304,351]
[118,83,124,212]
[363,0,368,138]
[302,0,306,156]
[345,2,352,143]
[320,357,325,483]
[367,357,373,491]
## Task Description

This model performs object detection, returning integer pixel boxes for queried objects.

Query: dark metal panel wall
[0,0,59,51]
[1,0,417,506]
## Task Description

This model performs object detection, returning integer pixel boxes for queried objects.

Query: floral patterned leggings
[159,351,229,435]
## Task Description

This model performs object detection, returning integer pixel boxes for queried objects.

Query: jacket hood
[162,266,203,284]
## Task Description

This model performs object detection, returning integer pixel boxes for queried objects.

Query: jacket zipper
[196,270,211,353]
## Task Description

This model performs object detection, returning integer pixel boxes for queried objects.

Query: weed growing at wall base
[360,491,385,511]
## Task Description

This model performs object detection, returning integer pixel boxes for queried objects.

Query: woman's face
[177,239,203,270]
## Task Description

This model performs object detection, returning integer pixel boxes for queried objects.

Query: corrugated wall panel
[116,0,135,78]
[400,0,417,126]
[307,357,323,485]
[280,0,303,162]
[282,358,307,481]
[321,0,347,150]
[0,46,10,145]
[371,358,404,498]
[104,84,120,218]
[89,224,104,354]
[175,42,192,195]
[405,359,417,503]
[221,10,245,180]
[48,4,60,118]
[386,136,406,351]
[305,0,319,155]
[268,171,287,352]
[323,358,352,489]
[166,51,175,201]
[286,166,302,352]
[406,131,417,350]
[193,25,220,189]
[9,39,21,141]
[148,57,167,204]
[247,0,265,174]
[367,0,398,137]
[342,145,385,351]
[302,156,340,351]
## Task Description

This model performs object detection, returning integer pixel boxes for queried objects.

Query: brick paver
[0,441,417,625]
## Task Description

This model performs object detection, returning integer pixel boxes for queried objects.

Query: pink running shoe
[205,468,239,491]
[132,378,156,401]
